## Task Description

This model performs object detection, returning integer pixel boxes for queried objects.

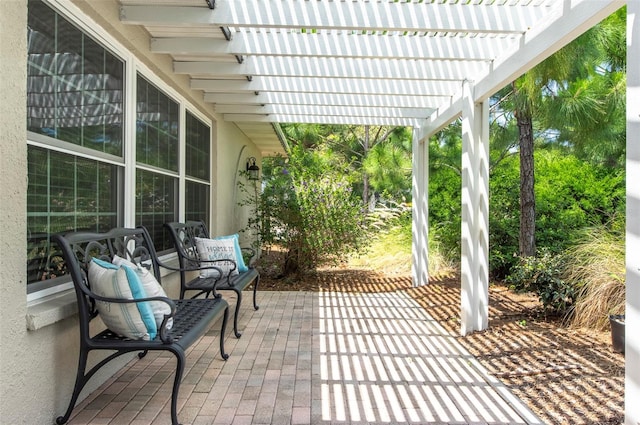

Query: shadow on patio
[65,279,546,425]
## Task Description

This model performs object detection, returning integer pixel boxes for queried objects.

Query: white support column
[626,3,640,425]
[412,124,429,287]
[460,80,490,336]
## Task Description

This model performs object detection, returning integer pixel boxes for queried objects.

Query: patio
[1,1,637,424]
[65,289,542,425]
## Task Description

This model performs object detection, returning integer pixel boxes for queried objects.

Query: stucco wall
[0,1,259,423]
[214,122,263,238]
[0,1,30,420]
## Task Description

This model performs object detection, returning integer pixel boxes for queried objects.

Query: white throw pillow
[112,255,173,330]
[88,258,157,340]
[214,234,249,272]
[194,237,239,278]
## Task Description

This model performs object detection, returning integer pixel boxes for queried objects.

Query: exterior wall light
[246,157,260,181]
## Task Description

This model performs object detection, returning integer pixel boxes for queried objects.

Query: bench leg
[232,288,242,338]
[252,275,260,311]
[169,349,186,425]
[56,348,89,424]
[220,306,230,360]
[57,349,131,424]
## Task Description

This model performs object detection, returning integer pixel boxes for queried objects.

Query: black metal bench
[53,226,229,425]
[164,221,260,338]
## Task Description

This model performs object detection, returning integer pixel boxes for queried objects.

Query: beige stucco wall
[0,1,31,420]
[0,1,259,423]
[214,123,263,238]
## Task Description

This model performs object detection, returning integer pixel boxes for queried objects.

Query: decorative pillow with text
[214,233,249,273]
[194,237,239,278]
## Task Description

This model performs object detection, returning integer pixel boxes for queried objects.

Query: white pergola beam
[215,104,433,119]
[152,32,514,61]
[121,2,549,34]
[192,77,461,97]
[204,92,451,109]
[174,57,488,81]
[223,113,415,127]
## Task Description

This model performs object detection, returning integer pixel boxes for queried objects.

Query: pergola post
[412,124,429,287]
[460,80,490,336]
[626,2,640,424]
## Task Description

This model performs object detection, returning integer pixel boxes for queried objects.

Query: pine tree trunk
[517,110,536,257]
[362,126,370,207]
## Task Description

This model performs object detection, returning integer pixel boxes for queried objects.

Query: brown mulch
[255,252,625,425]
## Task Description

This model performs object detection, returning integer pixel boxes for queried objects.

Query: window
[136,76,179,172]
[185,180,210,223]
[135,75,180,251]
[26,0,213,297]
[136,169,177,253]
[27,148,121,292]
[185,111,211,226]
[26,0,124,294]
[27,0,124,155]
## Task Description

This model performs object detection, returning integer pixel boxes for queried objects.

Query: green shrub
[241,147,368,277]
[506,249,576,313]
[294,174,366,272]
[489,150,624,278]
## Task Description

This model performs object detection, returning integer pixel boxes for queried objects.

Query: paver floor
[66,291,544,425]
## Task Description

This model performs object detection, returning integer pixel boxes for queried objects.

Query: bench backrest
[164,220,210,270]
[52,226,162,336]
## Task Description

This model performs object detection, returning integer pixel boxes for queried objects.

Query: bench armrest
[82,288,178,343]
[156,256,238,295]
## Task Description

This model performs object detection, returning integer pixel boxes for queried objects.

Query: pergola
[117,1,637,423]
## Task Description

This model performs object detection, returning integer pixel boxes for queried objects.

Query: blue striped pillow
[89,258,158,340]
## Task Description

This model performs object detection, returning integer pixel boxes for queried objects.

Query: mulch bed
[255,252,625,425]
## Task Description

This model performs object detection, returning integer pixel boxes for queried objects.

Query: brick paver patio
[65,290,543,425]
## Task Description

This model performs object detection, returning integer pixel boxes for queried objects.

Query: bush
[506,249,576,313]
[241,148,368,277]
[564,224,625,330]
[489,150,625,278]
[294,174,366,272]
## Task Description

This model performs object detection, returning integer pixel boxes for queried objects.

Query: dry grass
[347,224,456,277]
[564,227,625,330]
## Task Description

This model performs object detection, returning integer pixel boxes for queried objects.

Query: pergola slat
[223,113,416,127]
[215,103,434,119]
[174,57,487,81]
[121,1,552,34]
[203,92,450,109]
[152,32,514,61]
[191,76,461,97]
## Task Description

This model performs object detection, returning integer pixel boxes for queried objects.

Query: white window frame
[27,0,213,301]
